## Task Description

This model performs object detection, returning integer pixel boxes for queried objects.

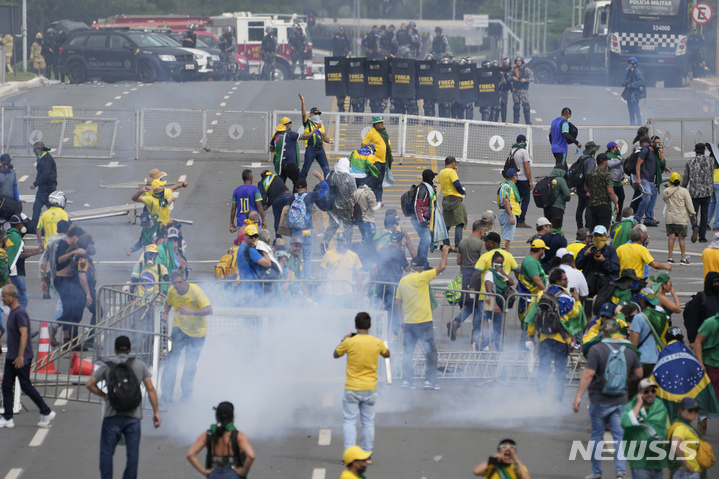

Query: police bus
[606,0,688,87]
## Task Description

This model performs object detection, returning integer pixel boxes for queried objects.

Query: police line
[324,56,502,105]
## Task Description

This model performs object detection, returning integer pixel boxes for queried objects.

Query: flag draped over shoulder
[650,340,719,419]
[349,147,380,178]
[582,316,633,358]
[642,308,669,352]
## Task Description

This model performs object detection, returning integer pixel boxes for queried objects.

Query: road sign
[228,124,244,140]
[489,135,505,152]
[28,129,43,145]
[166,122,182,138]
[464,15,489,28]
[74,123,98,147]
[427,130,444,147]
[693,3,713,24]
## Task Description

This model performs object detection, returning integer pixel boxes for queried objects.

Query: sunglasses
[642,388,657,394]
[499,444,516,450]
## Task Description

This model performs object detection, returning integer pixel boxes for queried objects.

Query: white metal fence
[0,106,714,163]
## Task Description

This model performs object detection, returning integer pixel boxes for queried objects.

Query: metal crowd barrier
[648,117,715,156]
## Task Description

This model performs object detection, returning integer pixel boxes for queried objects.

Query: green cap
[372,116,384,124]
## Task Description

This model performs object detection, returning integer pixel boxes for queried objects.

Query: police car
[59,30,196,83]
[526,36,607,85]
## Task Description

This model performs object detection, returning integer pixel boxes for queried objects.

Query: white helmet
[48,191,66,208]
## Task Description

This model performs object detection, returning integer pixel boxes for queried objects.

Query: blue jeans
[589,402,626,476]
[161,327,205,402]
[631,468,663,479]
[517,180,531,223]
[2,361,51,420]
[10,275,28,309]
[402,322,438,384]
[100,415,141,479]
[300,146,330,179]
[291,228,314,279]
[342,390,378,451]
[627,99,642,126]
[672,470,700,479]
[208,467,242,479]
[411,216,431,262]
[707,183,719,229]
[537,338,569,401]
[635,179,657,223]
[474,308,504,350]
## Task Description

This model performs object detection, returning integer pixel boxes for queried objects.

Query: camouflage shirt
[682,154,715,198]
[586,166,613,207]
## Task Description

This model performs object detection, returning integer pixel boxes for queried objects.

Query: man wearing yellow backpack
[668,397,715,478]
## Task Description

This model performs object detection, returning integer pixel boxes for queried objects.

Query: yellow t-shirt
[320,249,362,295]
[396,269,437,324]
[166,283,211,337]
[566,241,585,259]
[499,181,521,216]
[334,334,388,390]
[703,248,719,279]
[616,242,654,279]
[140,189,173,225]
[714,168,719,183]
[474,249,518,297]
[438,167,463,198]
[37,206,69,247]
[363,128,389,163]
[669,422,702,472]
[485,464,530,479]
[339,470,362,479]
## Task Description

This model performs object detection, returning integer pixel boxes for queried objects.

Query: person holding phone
[473,438,531,478]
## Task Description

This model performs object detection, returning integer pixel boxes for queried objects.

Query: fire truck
[207,12,313,80]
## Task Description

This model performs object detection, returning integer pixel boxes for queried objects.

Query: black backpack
[623,149,642,176]
[532,176,556,209]
[501,148,520,178]
[567,155,592,189]
[103,358,142,412]
[400,184,419,217]
[535,290,565,337]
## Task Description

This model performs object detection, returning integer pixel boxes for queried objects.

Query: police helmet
[424,54,435,61]
[265,26,272,33]
[47,28,56,35]
[293,23,301,30]
[407,21,417,29]
[224,26,234,34]
[514,55,525,64]
[458,58,469,65]
[440,56,452,64]
[187,23,196,30]
[435,26,443,33]
[481,60,491,68]
[48,191,67,209]
[490,60,499,68]
[36,32,42,39]
[502,57,511,65]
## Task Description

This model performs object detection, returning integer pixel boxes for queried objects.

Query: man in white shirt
[512,134,533,228]
[556,247,588,302]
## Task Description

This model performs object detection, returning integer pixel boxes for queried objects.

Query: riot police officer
[409,22,422,59]
[331,26,351,57]
[511,55,533,124]
[488,60,501,122]
[430,26,451,59]
[219,26,238,80]
[362,26,381,60]
[260,26,277,80]
[41,28,58,80]
[289,24,308,79]
[478,60,493,121]
[437,56,453,118]
[495,57,512,122]
[181,24,197,48]
[395,24,412,59]
[380,24,396,59]
[422,54,436,117]
[451,58,471,120]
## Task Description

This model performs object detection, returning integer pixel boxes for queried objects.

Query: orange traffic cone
[34,322,59,374]
[70,352,95,376]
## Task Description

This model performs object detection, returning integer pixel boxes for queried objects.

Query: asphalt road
[0,78,717,479]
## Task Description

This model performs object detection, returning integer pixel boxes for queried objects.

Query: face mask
[539,252,545,261]
[627,64,635,71]
[87,246,96,256]
[492,263,502,270]
[19,226,26,235]
[152,189,164,198]
[145,258,155,266]
[357,465,367,475]
[310,115,321,124]
[713,284,719,295]
[592,236,608,249]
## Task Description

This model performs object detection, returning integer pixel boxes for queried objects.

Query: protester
[567,228,590,259]
[131,178,187,227]
[341,446,372,479]
[556,248,589,302]
[663,172,697,264]
[472,438,532,479]
[511,134,533,229]
[606,141,627,219]
[334,312,390,455]
[372,231,409,339]
[682,143,714,244]
[37,190,68,248]
[86,336,161,479]
[518,239,548,295]
[130,244,169,296]
[270,117,319,192]
[497,168,521,250]
[475,250,514,351]
[702,232,719,278]
[667,398,708,479]
[628,288,664,396]
[7,214,42,310]
[320,158,357,253]
[438,156,467,250]
[373,210,415,258]
[540,216,567,272]
[610,207,636,247]
[290,171,328,279]
[576,225,621,296]
[361,116,393,202]
[634,136,660,226]
[230,169,265,233]
[411,169,437,262]
[353,183,380,253]
[585,153,619,232]
[53,225,86,345]
[186,401,255,479]
[30,141,57,229]
[320,231,363,302]
[258,171,294,238]
[299,94,332,180]
[616,225,672,278]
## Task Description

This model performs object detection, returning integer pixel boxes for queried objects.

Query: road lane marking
[186,159,194,166]
[311,469,326,479]
[232,86,238,90]
[178,175,187,182]
[207,129,213,134]
[131,88,137,91]
[318,428,331,445]
[211,120,218,125]
[535,117,543,122]
[612,92,619,96]
[95,111,103,116]
[29,428,49,447]
[228,91,234,94]
[216,112,222,116]
[322,393,333,407]
[105,102,113,107]
[224,95,230,99]
[18,175,28,182]
[114,96,122,100]
[4,468,23,479]
[220,102,226,107]
[123,92,129,95]
[530,109,536,113]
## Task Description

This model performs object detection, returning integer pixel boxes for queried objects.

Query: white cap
[556,248,570,258]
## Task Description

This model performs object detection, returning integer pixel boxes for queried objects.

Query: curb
[689,78,719,99]
[0,76,51,99]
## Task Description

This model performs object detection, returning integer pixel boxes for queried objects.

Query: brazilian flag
[642,308,669,352]
[582,315,633,358]
[651,340,719,419]
[349,147,380,178]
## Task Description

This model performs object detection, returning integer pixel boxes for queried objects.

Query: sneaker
[584,474,602,479]
[401,380,415,390]
[692,226,699,243]
[37,410,56,428]
[448,321,458,341]
[0,417,14,428]
[320,241,328,256]
[667,258,675,264]
[424,381,441,390]
[645,220,660,227]
[517,222,531,229]
[699,238,708,243]
[680,258,691,265]
[616,473,626,479]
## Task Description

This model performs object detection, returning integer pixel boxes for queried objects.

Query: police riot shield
[346,58,367,98]
[476,67,501,108]
[437,63,459,103]
[324,57,347,96]
[365,59,390,100]
[416,60,438,102]
[390,58,416,99]
[458,64,479,104]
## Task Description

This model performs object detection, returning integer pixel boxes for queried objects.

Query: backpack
[534,290,564,336]
[103,358,142,412]
[205,429,247,470]
[501,148,519,178]
[601,343,628,397]
[314,172,334,212]
[532,176,556,209]
[567,154,591,189]
[215,246,239,280]
[667,422,716,470]
[623,149,641,176]
[288,193,309,229]
[400,184,419,217]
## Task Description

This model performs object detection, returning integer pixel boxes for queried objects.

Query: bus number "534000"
[652,25,671,31]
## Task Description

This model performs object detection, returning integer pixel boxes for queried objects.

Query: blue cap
[504,168,518,178]
[607,141,619,149]
[593,225,608,235]
[599,302,616,318]
[629,57,638,63]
